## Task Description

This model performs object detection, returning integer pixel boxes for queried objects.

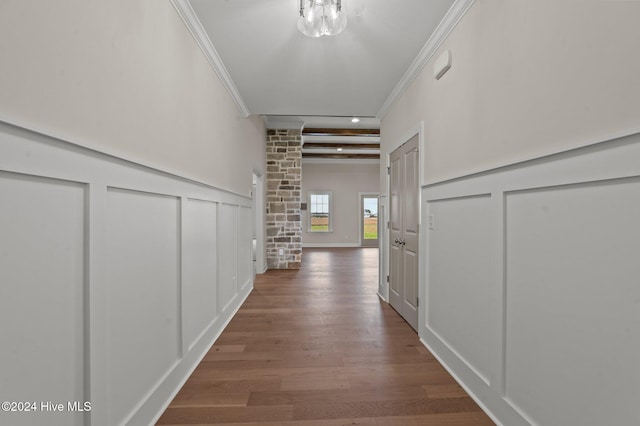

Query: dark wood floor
[157,248,494,425]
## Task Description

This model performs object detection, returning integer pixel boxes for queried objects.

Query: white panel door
[389,152,402,309]
[389,135,419,330]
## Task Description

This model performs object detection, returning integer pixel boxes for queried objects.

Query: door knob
[394,238,399,244]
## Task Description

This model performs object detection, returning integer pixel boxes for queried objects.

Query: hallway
[158,248,494,425]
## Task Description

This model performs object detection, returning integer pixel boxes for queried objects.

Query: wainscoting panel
[0,172,86,426]
[219,204,239,314]
[0,121,254,426]
[238,206,253,292]
[105,188,181,425]
[504,179,640,426]
[422,132,640,426]
[426,194,492,384]
[183,198,218,352]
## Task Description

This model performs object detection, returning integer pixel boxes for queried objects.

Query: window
[308,191,332,232]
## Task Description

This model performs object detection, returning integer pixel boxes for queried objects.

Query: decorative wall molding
[424,125,640,188]
[377,0,477,119]
[421,130,640,426]
[0,113,242,194]
[170,0,251,118]
[0,120,254,426]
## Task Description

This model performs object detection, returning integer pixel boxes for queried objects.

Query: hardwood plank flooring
[157,248,494,425]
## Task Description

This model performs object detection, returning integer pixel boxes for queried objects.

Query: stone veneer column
[266,129,302,269]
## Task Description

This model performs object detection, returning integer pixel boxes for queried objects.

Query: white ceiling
[182,0,460,128]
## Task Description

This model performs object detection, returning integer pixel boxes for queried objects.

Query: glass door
[360,194,379,247]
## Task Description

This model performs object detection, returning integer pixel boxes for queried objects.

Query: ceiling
[177,0,461,130]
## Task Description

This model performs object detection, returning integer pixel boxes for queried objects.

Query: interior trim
[377,0,477,119]
[0,116,248,200]
[423,126,640,189]
[170,0,251,118]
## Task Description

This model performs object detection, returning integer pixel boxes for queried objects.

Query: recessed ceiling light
[337,147,343,152]
[351,117,360,123]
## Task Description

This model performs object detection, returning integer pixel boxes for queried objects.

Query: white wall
[0,0,265,425]
[0,0,265,196]
[302,161,379,247]
[381,0,640,188]
[380,1,640,425]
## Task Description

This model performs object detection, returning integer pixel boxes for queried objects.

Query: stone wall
[266,129,302,269]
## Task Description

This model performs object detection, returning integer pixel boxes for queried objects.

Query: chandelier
[298,0,347,38]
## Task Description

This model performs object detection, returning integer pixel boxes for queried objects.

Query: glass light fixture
[298,0,347,38]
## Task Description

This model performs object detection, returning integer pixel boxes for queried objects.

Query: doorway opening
[252,172,265,275]
[360,193,379,247]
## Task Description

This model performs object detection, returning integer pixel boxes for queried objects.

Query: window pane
[309,192,330,232]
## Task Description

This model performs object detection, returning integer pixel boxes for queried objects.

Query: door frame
[381,122,424,324]
[252,171,266,274]
[359,192,380,247]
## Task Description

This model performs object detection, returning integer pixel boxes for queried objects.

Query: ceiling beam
[302,128,380,137]
[302,153,380,159]
[302,135,380,144]
[303,142,380,150]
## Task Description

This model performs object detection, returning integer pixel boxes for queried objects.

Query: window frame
[307,191,333,233]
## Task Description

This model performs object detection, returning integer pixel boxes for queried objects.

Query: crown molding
[170,0,251,118]
[376,0,477,120]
